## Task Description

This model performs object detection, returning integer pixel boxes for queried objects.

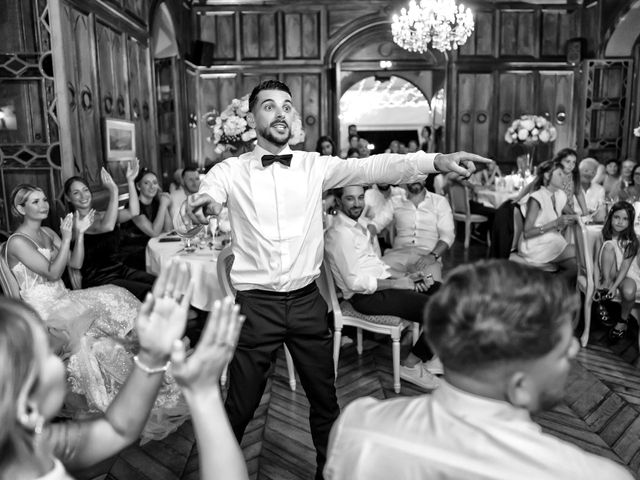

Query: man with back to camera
[324,259,633,480]
[186,79,491,479]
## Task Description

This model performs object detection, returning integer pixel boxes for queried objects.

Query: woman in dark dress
[64,160,155,300]
[118,168,172,271]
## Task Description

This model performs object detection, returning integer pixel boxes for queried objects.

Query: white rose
[231,99,241,108]
[241,131,253,142]
[521,119,535,131]
[539,130,550,142]
[531,128,539,136]
[504,131,514,143]
[549,126,558,141]
[246,129,257,140]
[517,129,529,141]
[535,117,546,128]
[240,99,250,113]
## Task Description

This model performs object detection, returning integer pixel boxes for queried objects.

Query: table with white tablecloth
[475,187,520,209]
[146,236,223,311]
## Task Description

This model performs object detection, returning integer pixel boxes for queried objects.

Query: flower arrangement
[204,94,306,154]
[504,115,558,145]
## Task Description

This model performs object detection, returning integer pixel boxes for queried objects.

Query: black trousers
[350,284,441,361]
[82,265,156,301]
[225,283,339,480]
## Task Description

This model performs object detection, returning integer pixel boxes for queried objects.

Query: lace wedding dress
[8,234,189,443]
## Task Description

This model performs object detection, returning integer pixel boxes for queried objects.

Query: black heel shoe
[608,318,628,342]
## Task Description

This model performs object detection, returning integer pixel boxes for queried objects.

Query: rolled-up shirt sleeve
[325,228,378,295]
[436,195,455,247]
[322,152,438,191]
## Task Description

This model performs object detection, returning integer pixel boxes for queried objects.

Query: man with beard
[381,180,454,282]
[170,164,201,220]
[325,185,442,390]
[186,80,490,479]
[325,260,633,480]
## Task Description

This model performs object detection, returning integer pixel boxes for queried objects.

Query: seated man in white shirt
[575,157,605,220]
[170,165,201,220]
[325,185,442,390]
[324,260,633,480]
[380,181,454,281]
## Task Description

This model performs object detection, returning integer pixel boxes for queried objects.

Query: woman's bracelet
[133,354,170,375]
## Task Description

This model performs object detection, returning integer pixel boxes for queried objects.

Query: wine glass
[173,200,204,253]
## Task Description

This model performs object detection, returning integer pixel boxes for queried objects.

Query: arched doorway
[326,20,447,152]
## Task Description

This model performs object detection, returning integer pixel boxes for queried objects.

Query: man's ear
[247,112,256,129]
[505,370,534,410]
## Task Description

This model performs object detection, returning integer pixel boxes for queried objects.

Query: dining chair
[216,246,297,391]
[447,183,490,250]
[319,261,416,394]
[0,242,21,298]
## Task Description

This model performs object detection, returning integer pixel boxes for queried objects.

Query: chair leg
[221,363,229,387]
[333,327,342,377]
[284,345,296,391]
[464,221,471,250]
[357,328,363,355]
[392,337,401,394]
[580,294,593,348]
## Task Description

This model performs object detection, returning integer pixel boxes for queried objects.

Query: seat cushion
[340,300,405,327]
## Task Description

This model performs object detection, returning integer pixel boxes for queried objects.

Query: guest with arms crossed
[325,185,442,390]
[119,168,172,270]
[64,160,156,300]
[186,79,490,479]
[379,180,455,282]
[324,260,633,480]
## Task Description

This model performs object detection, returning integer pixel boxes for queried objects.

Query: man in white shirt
[575,157,605,218]
[187,80,489,479]
[170,165,201,220]
[324,260,634,480]
[325,185,442,390]
[381,181,454,281]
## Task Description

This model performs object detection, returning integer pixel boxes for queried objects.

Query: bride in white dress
[5,184,188,443]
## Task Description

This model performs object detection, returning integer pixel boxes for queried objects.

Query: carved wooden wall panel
[96,22,127,121]
[284,12,320,59]
[541,10,579,57]
[500,10,537,57]
[538,71,575,153]
[241,12,278,60]
[283,73,321,147]
[458,10,494,57]
[457,73,493,158]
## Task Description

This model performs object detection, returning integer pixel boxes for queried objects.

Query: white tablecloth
[475,188,519,208]
[146,236,223,311]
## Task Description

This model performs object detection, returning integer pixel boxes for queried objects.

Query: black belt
[239,282,317,299]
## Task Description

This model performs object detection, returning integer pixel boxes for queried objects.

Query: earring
[20,410,45,435]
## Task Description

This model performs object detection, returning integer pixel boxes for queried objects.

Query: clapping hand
[126,158,140,182]
[60,213,74,241]
[136,261,194,359]
[74,209,95,233]
[101,167,118,192]
[171,297,244,394]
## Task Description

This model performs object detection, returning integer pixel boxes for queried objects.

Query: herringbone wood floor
[73,241,640,480]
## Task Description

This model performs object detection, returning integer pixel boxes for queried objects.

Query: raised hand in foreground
[171,297,249,480]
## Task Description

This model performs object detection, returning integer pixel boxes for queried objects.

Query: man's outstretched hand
[434,152,494,179]
[186,193,223,224]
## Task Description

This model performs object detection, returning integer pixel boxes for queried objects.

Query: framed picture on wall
[104,118,136,161]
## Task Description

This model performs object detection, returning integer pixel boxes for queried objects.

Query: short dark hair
[182,164,199,178]
[424,260,578,374]
[248,80,292,112]
[346,147,360,158]
[332,185,367,200]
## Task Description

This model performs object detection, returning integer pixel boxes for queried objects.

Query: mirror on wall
[338,74,445,156]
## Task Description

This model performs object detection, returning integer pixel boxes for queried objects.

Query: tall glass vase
[516,143,537,177]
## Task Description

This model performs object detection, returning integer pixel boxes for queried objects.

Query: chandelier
[391,0,475,54]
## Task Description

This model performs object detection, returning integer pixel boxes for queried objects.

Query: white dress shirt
[389,191,455,251]
[324,211,391,299]
[199,145,438,291]
[325,380,633,480]
[363,185,406,233]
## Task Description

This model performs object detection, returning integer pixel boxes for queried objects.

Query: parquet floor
[73,240,640,480]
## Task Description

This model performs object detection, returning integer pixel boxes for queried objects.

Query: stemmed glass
[173,200,205,253]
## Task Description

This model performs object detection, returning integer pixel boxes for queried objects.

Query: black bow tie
[261,154,292,168]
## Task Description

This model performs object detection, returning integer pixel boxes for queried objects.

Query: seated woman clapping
[0,261,192,479]
[595,201,640,342]
[519,160,577,277]
[119,168,173,270]
[63,160,155,301]
[6,184,188,442]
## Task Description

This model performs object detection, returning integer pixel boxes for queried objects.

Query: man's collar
[335,211,364,230]
[253,144,293,160]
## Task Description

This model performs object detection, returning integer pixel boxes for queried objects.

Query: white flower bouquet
[504,115,558,145]
[204,94,305,154]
